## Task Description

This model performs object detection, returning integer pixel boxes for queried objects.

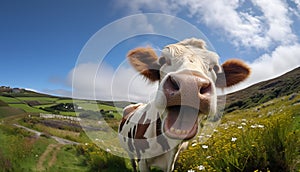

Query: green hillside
[225,67,300,112]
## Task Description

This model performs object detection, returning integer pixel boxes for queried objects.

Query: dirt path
[36,144,62,171]
[13,124,79,145]
[48,144,61,168]
[13,124,79,171]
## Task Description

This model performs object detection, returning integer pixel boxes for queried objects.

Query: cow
[118,38,250,172]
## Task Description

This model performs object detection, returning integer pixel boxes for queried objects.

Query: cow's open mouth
[163,105,199,140]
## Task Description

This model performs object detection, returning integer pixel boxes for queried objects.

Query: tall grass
[175,112,300,172]
[76,143,131,172]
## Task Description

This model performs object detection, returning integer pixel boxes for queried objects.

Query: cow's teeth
[170,128,188,135]
[175,129,182,134]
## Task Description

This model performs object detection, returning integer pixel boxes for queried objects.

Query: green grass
[17,97,59,105]
[42,145,89,172]
[175,94,300,172]
[0,107,25,118]
[0,124,55,171]
[9,104,46,113]
[0,96,22,103]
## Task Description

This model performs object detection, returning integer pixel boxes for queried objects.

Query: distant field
[0,107,24,118]
[9,104,46,113]
[17,97,59,104]
[0,96,22,103]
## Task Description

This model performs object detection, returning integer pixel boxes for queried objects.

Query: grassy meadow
[0,87,299,171]
[175,94,300,172]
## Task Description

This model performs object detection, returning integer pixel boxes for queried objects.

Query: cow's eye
[213,65,221,73]
[159,57,171,66]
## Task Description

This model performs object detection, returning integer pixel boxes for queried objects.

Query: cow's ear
[216,59,250,88]
[127,47,161,82]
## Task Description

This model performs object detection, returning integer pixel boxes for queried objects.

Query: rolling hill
[225,67,300,112]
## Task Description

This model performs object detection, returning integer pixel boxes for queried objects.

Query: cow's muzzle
[162,72,213,140]
[163,72,212,112]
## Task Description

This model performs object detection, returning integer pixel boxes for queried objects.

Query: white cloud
[116,0,297,49]
[177,0,298,48]
[251,0,296,45]
[69,62,157,102]
[291,0,300,9]
[225,43,300,93]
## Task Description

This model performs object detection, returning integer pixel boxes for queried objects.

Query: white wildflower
[202,145,208,149]
[241,122,247,126]
[258,124,264,128]
[231,137,237,142]
[238,126,243,129]
[198,165,205,171]
[188,169,195,172]
[206,134,212,138]
[206,156,212,159]
[250,125,257,128]
[192,143,197,147]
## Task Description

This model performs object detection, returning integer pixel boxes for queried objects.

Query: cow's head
[127,38,250,140]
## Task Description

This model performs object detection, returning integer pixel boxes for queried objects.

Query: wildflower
[231,137,237,142]
[213,129,218,132]
[250,125,257,128]
[258,124,264,128]
[192,143,197,147]
[241,119,247,122]
[198,165,205,171]
[241,122,247,125]
[206,134,212,138]
[202,145,208,149]
[187,169,195,172]
[238,126,243,129]
[206,156,212,159]
[85,143,88,145]
[106,148,111,152]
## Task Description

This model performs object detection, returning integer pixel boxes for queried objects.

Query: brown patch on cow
[156,113,170,151]
[120,104,141,132]
[123,104,141,118]
[127,47,161,82]
[216,59,251,87]
[119,112,134,132]
[133,112,151,159]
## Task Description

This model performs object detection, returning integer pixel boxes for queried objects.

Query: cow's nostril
[169,76,180,91]
[200,83,211,95]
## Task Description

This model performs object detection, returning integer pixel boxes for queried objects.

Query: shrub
[76,143,130,172]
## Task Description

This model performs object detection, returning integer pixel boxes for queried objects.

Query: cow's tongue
[164,106,198,140]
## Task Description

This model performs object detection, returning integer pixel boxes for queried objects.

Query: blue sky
[1,0,300,101]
